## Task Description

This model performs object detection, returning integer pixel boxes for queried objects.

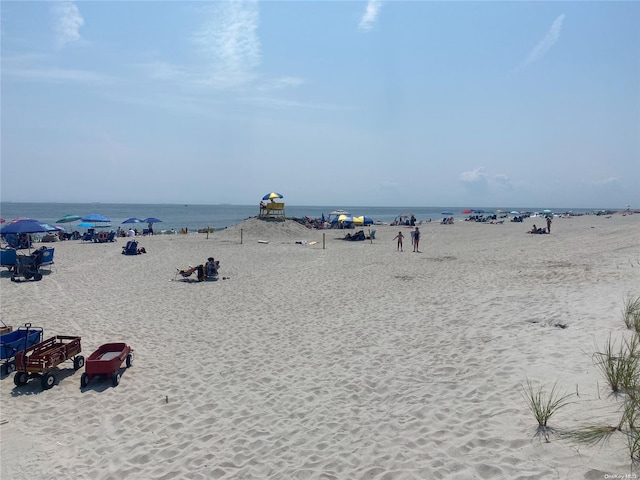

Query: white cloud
[273,77,304,89]
[3,65,110,85]
[192,0,261,89]
[460,167,513,192]
[460,167,489,184]
[359,0,382,32]
[52,2,84,48]
[521,14,565,67]
[590,176,620,187]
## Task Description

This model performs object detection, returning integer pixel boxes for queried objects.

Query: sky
[1,1,639,209]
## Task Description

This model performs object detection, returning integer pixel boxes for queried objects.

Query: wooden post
[323,232,325,249]
[241,228,243,244]
[206,227,209,240]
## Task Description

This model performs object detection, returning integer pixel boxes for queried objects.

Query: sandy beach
[1,213,639,479]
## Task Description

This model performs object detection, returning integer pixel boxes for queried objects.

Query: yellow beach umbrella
[262,192,284,201]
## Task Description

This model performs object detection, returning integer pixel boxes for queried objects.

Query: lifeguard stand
[259,202,286,219]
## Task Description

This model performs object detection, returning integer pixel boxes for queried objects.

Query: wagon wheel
[73,356,85,371]
[23,271,33,280]
[112,371,121,387]
[13,371,28,386]
[126,354,133,368]
[41,372,56,390]
[80,373,89,389]
[34,273,43,281]
[7,362,16,374]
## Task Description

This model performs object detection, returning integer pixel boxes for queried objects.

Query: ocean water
[0,202,600,233]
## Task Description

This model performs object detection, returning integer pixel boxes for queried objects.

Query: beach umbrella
[142,217,162,224]
[82,213,111,223]
[461,209,472,214]
[441,211,454,215]
[262,192,283,201]
[122,218,143,224]
[510,211,520,215]
[77,222,95,228]
[56,214,82,224]
[353,215,374,225]
[0,218,57,235]
[0,218,5,223]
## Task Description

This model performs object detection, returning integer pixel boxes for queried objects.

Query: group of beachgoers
[393,227,421,252]
[528,217,552,234]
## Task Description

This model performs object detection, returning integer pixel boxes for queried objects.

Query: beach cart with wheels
[11,252,43,282]
[81,343,133,388]
[0,323,43,375]
[14,335,83,390]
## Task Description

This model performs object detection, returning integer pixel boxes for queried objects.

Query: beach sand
[1,214,639,479]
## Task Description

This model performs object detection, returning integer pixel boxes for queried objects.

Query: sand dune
[1,214,639,479]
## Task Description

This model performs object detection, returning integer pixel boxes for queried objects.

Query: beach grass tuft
[521,379,573,442]
[593,334,640,396]
[622,294,640,332]
[568,425,619,445]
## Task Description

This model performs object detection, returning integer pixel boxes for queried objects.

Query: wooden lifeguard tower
[259,201,286,220]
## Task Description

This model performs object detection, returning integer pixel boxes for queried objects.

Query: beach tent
[328,210,350,224]
[392,213,414,226]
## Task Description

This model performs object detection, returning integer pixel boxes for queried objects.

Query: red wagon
[81,343,133,388]
[14,335,83,390]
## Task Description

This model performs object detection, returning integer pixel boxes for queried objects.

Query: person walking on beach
[393,231,404,251]
[413,227,421,252]
[546,216,552,234]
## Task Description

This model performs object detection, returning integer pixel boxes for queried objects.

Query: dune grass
[623,294,640,332]
[530,294,640,463]
[521,380,573,442]
[593,334,640,396]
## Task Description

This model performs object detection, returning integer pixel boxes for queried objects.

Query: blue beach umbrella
[122,218,143,224]
[142,217,163,224]
[77,222,95,228]
[441,211,454,215]
[262,192,283,201]
[82,213,111,223]
[0,218,57,235]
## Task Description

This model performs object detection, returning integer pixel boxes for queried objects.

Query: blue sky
[1,1,638,208]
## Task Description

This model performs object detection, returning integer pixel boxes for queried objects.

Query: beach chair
[39,248,56,273]
[1,249,18,271]
[122,241,139,255]
[81,230,95,242]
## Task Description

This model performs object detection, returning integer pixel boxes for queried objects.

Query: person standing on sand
[546,216,552,234]
[393,231,404,251]
[413,227,421,252]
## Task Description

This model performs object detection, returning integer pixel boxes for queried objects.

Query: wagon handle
[23,323,31,357]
